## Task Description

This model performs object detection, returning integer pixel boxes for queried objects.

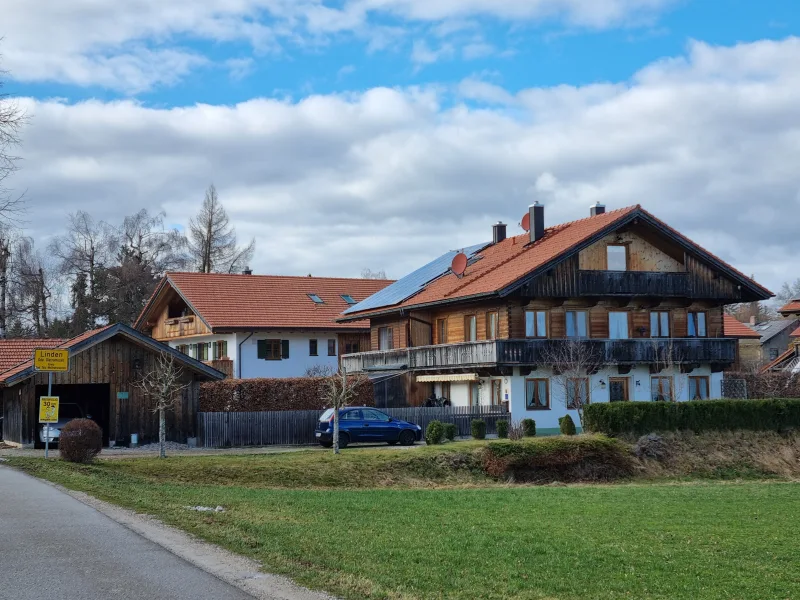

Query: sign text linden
[33,349,70,372]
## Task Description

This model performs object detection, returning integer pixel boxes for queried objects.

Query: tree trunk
[0,240,9,338]
[159,407,166,459]
[39,267,49,330]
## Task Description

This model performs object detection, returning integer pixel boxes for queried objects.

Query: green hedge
[583,399,800,436]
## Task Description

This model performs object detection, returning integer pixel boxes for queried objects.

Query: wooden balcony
[204,359,233,378]
[162,316,199,339]
[341,338,736,373]
[578,271,690,297]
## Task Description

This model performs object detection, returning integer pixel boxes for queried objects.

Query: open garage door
[34,384,111,447]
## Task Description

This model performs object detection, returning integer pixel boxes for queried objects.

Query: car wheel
[399,430,415,446]
[319,441,333,448]
[338,433,350,449]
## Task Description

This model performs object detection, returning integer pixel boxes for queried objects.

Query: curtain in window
[566,312,587,338]
[689,378,709,400]
[526,380,548,408]
[609,312,629,339]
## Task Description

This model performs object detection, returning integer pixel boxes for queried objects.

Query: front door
[609,378,629,402]
[491,380,502,406]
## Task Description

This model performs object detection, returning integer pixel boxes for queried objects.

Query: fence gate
[721,378,748,399]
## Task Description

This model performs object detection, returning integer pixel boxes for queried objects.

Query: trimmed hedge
[584,398,800,436]
[59,419,102,464]
[443,423,457,441]
[425,421,445,445]
[559,415,577,436]
[481,435,633,481]
[521,418,536,437]
[200,376,374,412]
[471,419,487,440]
[496,420,509,439]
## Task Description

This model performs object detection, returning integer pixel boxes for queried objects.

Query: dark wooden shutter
[281,340,290,359]
[257,340,267,359]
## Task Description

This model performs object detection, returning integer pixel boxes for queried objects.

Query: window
[213,340,228,360]
[176,344,188,355]
[465,315,478,342]
[567,378,590,409]
[308,293,324,304]
[651,377,673,401]
[491,379,502,406]
[566,311,588,338]
[487,311,499,340]
[362,409,391,422]
[609,378,629,402]
[650,312,670,338]
[309,339,318,356]
[607,245,628,271]
[688,376,710,400]
[341,409,362,421]
[770,347,780,360]
[469,382,481,407]
[378,327,394,350]
[344,341,360,354]
[328,339,336,356]
[525,310,547,338]
[688,312,707,337]
[197,343,209,361]
[341,294,357,305]
[609,312,630,339]
[257,339,283,360]
[436,318,448,344]
[525,379,549,410]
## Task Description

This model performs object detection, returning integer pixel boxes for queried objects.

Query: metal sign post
[33,349,70,458]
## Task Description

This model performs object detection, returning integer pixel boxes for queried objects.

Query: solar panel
[344,241,489,315]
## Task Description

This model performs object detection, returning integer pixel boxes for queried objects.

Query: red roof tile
[147,273,393,331]
[723,314,761,339]
[0,339,64,373]
[791,326,800,338]
[779,300,800,315]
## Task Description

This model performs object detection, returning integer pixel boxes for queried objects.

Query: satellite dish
[451,252,468,277]
[521,213,530,232]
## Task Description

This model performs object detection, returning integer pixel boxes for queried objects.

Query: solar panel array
[344,241,490,315]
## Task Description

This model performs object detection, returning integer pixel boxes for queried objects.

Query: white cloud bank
[8,37,800,292]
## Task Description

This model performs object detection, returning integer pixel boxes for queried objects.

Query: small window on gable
[308,293,324,304]
[341,294,357,305]
[607,245,628,271]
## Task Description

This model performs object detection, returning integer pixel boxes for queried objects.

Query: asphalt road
[0,466,254,600]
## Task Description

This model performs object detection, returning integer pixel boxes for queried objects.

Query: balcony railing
[341,338,736,374]
[578,271,690,297]
[162,316,198,339]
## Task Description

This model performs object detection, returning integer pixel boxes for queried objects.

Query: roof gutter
[237,332,253,379]
[336,291,499,322]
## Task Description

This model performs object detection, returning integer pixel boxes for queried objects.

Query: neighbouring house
[746,318,800,365]
[762,300,800,373]
[338,202,772,433]
[134,272,393,379]
[0,323,225,447]
[722,314,762,371]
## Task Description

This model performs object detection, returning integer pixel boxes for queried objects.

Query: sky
[2,0,800,295]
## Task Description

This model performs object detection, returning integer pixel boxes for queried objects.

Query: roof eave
[336,291,500,322]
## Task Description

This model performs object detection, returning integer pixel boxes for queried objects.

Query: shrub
[521,418,536,437]
[425,420,445,445]
[200,375,374,412]
[481,435,634,482]
[496,420,509,439]
[443,423,457,441]
[632,434,670,460]
[507,421,525,441]
[471,419,487,440]
[59,419,102,464]
[583,398,800,437]
[559,415,577,436]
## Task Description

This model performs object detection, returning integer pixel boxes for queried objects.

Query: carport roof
[0,338,64,373]
[0,323,226,386]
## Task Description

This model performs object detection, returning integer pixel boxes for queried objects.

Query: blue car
[315,407,422,448]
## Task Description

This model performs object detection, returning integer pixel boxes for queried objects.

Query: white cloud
[411,40,455,67]
[7,37,800,293]
[3,0,677,91]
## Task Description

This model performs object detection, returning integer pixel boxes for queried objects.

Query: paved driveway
[0,466,254,600]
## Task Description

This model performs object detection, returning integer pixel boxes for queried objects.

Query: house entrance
[609,378,629,402]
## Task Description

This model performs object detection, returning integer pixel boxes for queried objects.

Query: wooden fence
[197,405,509,448]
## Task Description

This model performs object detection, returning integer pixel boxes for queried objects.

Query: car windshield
[60,404,83,419]
[320,409,334,421]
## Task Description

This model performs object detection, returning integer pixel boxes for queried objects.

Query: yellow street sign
[33,348,70,372]
[39,397,60,424]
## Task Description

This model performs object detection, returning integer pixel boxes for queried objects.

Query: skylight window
[308,294,324,304]
[341,294,357,305]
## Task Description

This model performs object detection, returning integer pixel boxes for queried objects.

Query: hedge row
[583,398,800,436]
[200,376,374,412]
[725,371,800,399]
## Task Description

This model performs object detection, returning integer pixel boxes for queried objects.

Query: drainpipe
[237,332,254,379]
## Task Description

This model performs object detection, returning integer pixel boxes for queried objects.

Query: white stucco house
[135,272,392,379]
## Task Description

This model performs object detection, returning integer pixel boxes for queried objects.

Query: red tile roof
[723,314,761,339]
[0,339,64,373]
[791,326,800,338]
[761,347,797,373]
[779,300,800,315]
[144,273,393,331]
[344,205,771,319]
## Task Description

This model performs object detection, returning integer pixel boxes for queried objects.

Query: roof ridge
[166,271,395,282]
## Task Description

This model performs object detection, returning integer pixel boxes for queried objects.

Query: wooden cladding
[579,230,683,272]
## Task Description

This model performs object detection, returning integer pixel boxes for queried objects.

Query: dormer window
[341,294,357,305]
[308,293,324,304]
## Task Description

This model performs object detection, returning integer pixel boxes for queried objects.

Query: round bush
[471,419,487,440]
[443,423,457,441]
[425,420,445,445]
[59,419,102,463]
[521,418,536,437]
[559,415,577,436]
[496,420,509,439]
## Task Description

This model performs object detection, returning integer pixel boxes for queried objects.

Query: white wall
[167,333,238,372]
[238,331,341,379]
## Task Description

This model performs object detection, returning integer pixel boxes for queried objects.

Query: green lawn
[9,450,800,600]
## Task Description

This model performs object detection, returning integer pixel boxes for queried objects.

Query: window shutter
[257,340,267,360]
[281,340,290,359]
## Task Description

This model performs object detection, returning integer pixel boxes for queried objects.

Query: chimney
[242,267,253,275]
[529,202,545,243]
[590,202,606,217]
[493,221,507,244]
[749,316,757,326]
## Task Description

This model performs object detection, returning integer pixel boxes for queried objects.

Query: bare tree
[650,338,688,401]
[777,279,800,304]
[115,209,189,275]
[188,184,254,274]
[540,340,603,428]
[323,369,361,455]
[361,268,387,280]
[134,352,189,459]
[0,59,27,223]
[305,364,336,377]
[9,237,52,336]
